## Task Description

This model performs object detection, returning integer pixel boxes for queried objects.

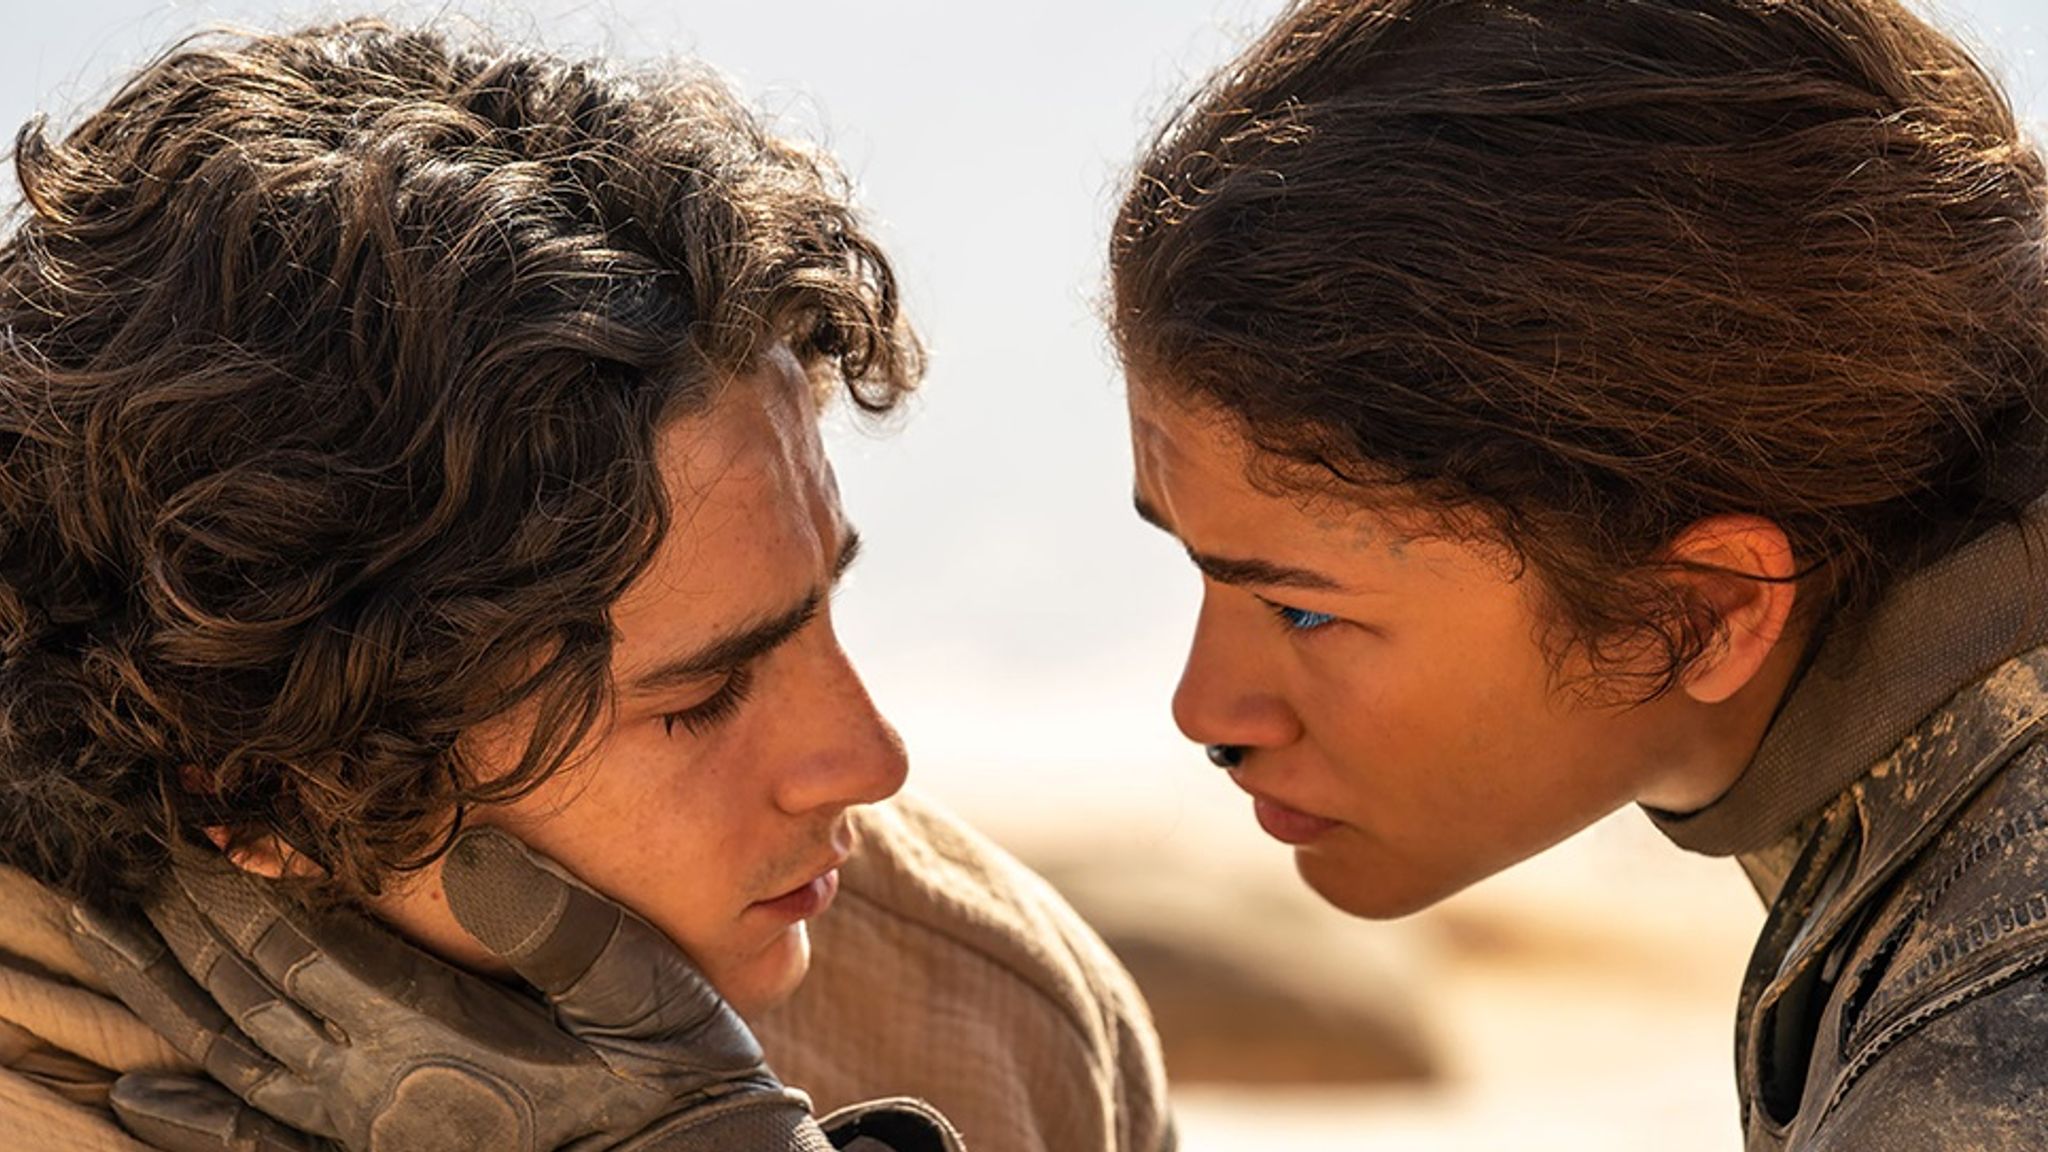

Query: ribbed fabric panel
[0,1065,157,1152]
[623,1097,837,1152]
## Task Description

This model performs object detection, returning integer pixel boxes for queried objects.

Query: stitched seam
[1893,889,2048,997]
[1913,784,2048,916]
[1822,951,2048,1124]
[1881,745,2048,1006]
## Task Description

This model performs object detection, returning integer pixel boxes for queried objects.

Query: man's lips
[1229,773,1343,846]
[748,857,846,922]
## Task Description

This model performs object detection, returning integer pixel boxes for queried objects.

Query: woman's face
[1127,380,1726,918]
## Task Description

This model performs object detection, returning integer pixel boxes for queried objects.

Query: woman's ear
[1662,515,1801,706]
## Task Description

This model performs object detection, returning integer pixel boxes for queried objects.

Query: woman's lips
[750,867,840,922]
[1226,767,1343,845]
[1250,794,1343,846]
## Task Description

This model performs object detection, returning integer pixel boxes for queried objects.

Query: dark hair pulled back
[1112,0,2048,692]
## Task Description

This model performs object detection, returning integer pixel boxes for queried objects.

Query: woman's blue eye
[1272,605,1339,632]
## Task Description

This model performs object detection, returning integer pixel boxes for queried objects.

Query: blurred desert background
[5,1,2043,1147]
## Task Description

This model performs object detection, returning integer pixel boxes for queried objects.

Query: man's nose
[773,629,909,815]
[1170,590,1302,757]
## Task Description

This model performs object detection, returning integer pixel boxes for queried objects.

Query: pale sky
[3,0,2043,832]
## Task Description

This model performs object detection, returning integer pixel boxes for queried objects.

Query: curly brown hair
[1110,0,2048,694]
[0,20,920,903]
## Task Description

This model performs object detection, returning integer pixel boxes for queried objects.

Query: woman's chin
[1295,846,1457,921]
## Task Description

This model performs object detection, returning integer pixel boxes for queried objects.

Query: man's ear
[201,826,326,879]
[184,765,327,879]
[1662,515,1801,706]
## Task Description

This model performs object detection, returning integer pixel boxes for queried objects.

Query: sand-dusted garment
[1653,503,2048,1150]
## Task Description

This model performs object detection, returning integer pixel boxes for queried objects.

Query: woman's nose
[1170,591,1302,758]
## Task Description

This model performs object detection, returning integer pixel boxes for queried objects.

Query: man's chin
[723,920,813,1020]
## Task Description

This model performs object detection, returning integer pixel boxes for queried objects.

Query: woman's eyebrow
[1133,493,1345,592]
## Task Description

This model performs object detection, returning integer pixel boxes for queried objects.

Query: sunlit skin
[1127,378,1810,918]
[362,347,908,1016]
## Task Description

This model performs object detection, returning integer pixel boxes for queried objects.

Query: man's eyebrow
[1133,493,1345,593]
[625,528,863,693]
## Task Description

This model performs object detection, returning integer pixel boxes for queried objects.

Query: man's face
[373,348,906,1015]
[1127,380,1702,919]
